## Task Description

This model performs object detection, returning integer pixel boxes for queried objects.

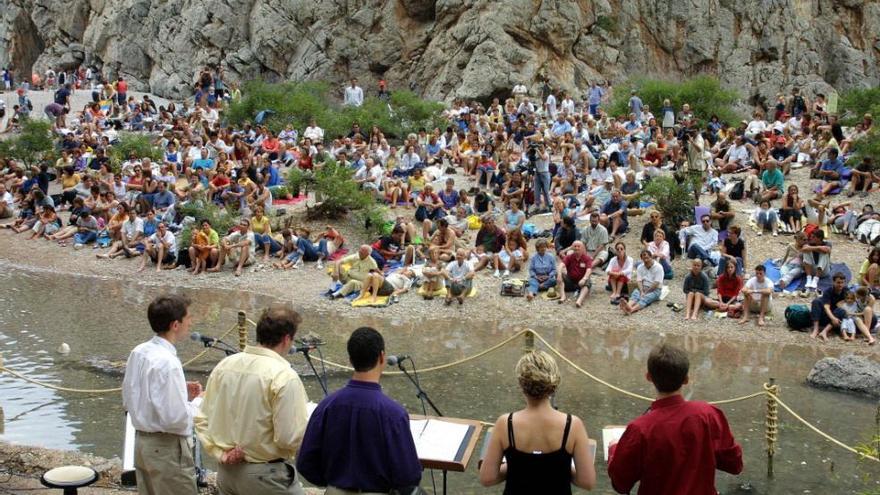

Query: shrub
[307,160,374,218]
[608,76,742,126]
[838,87,880,126]
[641,175,695,226]
[176,201,238,249]
[110,133,163,173]
[225,81,445,141]
[1,119,55,168]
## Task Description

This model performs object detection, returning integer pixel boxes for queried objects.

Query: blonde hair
[516,350,560,399]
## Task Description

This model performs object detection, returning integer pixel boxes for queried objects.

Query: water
[0,266,877,494]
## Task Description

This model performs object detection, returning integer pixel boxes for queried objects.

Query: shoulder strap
[507,412,516,449]
[561,414,572,450]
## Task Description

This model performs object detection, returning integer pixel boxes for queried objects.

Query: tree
[609,76,742,126]
[109,133,163,173]
[642,176,695,226]
[839,88,880,169]
[2,119,55,168]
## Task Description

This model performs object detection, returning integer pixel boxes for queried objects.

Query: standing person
[116,76,128,106]
[343,78,364,107]
[608,344,743,494]
[297,327,423,494]
[587,81,605,117]
[685,127,707,204]
[532,142,552,212]
[122,295,201,495]
[479,350,596,493]
[195,306,310,495]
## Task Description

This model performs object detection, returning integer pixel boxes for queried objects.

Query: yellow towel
[417,285,477,297]
[351,296,391,307]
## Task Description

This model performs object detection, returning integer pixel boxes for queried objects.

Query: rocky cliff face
[2,0,879,104]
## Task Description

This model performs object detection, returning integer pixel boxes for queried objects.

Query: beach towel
[763,259,852,292]
[272,195,308,206]
[417,285,477,298]
[351,296,391,307]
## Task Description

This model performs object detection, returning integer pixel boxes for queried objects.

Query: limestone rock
[0,0,878,104]
[806,355,880,398]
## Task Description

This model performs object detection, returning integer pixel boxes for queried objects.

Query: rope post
[237,311,247,352]
[875,401,880,458]
[764,378,779,478]
[523,329,534,353]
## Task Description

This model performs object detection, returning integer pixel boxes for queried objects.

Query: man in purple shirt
[297,327,422,494]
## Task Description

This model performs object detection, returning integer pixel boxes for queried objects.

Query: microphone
[190,332,218,346]
[289,342,321,355]
[386,354,410,367]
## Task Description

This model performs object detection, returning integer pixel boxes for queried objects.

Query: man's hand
[186,381,203,402]
[220,445,245,465]
[831,317,840,327]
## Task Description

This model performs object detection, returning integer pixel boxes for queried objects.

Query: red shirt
[716,273,743,301]
[117,80,128,93]
[608,395,743,495]
[562,252,592,281]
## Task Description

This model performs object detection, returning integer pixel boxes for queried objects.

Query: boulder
[0,0,878,102]
[806,355,880,398]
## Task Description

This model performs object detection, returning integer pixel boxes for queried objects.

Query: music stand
[409,415,483,495]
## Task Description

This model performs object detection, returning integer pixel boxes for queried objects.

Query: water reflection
[0,266,877,494]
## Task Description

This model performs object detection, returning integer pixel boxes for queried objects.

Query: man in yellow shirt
[194,306,310,495]
[330,245,378,298]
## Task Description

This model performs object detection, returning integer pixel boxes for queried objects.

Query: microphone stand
[398,358,442,495]
[299,348,329,397]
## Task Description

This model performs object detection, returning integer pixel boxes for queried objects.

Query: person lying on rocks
[358,267,416,304]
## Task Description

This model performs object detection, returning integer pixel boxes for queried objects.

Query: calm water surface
[0,266,878,494]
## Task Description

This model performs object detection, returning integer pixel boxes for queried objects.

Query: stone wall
[1,0,878,103]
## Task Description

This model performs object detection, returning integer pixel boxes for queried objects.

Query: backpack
[784,304,812,331]
[729,179,745,200]
[500,278,526,297]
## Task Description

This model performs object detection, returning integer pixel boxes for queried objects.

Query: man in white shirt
[512,83,528,105]
[303,119,324,142]
[679,215,719,267]
[544,92,558,120]
[443,248,475,305]
[138,222,177,272]
[560,92,576,116]
[343,78,364,107]
[209,218,255,277]
[714,135,752,173]
[122,295,201,495]
[740,264,774,327]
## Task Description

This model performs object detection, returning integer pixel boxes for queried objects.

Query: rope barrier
[770,390,880,463]
[0,322,241,395]
[0,324,878,464]
[312,329,532,376]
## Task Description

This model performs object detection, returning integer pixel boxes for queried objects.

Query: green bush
[225,80,445,140]
[308,160,375,218]
[0,119,55,168]
[109,133,164,172]
[609,76,742,126]
[642,176,695,225]
[838,87,880,126]
[177,201,238,249]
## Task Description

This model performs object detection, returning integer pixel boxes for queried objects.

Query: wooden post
[237,311,247,352]
[523,329,534,353]
[765,378,779,478]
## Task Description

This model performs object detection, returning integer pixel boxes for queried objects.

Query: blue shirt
[820,157,844,177]
[152,190,175,210]
[551,120,572,136]
[588,86,604,105]
[192,158,215,170]
[297,380,422,492]
[529,252,557,279]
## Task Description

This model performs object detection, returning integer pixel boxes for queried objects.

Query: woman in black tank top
[479,351,596,493]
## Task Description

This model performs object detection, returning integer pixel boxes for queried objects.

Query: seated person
[359,266,417,304]
[557,241,593,308]
[752,199,779,236]
[443,248,475,305]
[137,221,177,272]
[716,260,744,312]
[600,190,628,238]
[329,245,378,298]
[815,148,847,196]
[810,272,849,341]
[72,208,99,249]
[739,265,774,327]
[493,236,525,278]
[620,249,664,315]
[679,215,719,267]
[717,225,746,276]
[683,259,721,321]
[209,219,255,277]
[743,159,784,203]
[526,239,557,302]
[606,241,633,303]
[645,229,673,279]
[471,215,507,271]
[801,229,831,293]
[188,220,220,274]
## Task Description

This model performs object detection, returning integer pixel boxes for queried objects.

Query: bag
[729,179,745,200]
[500,278,526,297]
[784,304,812,331]
[467,215,482,230]
[522,223,537,238]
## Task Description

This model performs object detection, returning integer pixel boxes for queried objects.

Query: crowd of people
[0,68,878,345]
[125,294,740,494]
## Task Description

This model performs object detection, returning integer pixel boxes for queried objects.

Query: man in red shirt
[557,240,592,308]
[608,344,743,494]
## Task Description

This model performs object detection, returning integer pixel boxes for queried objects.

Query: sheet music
[123,414,135,471]
[602,426,626,462]
[409,419,471,462]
